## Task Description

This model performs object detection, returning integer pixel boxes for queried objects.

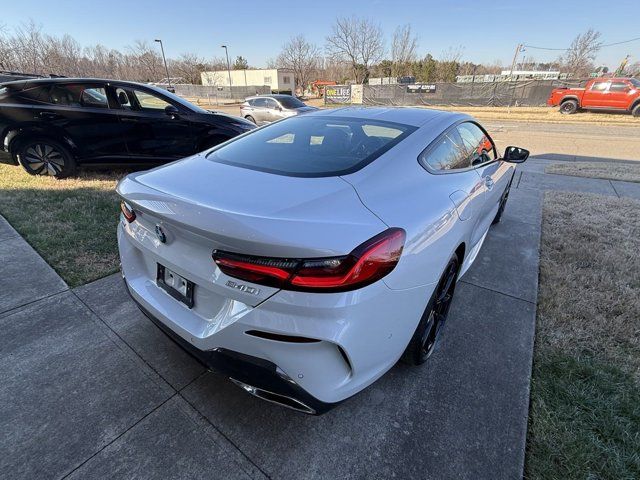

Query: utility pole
[221,45,232,89]
[509,43,523,78]
[154,39,172,90]
[508,43,524,112]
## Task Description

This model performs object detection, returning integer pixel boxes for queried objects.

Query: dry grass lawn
[526,191,640,478]
[0,164,124,287]
[546,161,640,183]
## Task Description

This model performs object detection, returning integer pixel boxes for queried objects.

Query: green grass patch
[0,164,124,287]
[527,352,640,479]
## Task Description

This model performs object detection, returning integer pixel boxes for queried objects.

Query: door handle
[120,117,139,123]
[36,111,60,120]
[484,176,494,190]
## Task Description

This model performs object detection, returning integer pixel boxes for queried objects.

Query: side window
[609,82,629,92]
[132,89,171,110]
[265,98,279,110]
[47,84,83,106]
[80,87,108,108]
[591,81,609,92]
[253,98,267,108]
[421,128,470,171]
[14,85,50,105]
[457,122,495,166]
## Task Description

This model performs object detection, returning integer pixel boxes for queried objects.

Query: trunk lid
[117,153,388,306]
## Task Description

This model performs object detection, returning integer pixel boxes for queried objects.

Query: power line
[524,35,640,51]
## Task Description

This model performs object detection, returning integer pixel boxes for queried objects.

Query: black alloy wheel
[402,254,460,366]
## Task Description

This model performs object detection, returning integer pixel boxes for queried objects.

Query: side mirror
[503,146,529,163]
[164,105,180,117]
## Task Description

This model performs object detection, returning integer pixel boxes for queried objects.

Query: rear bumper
[126,281,336,414]
[118,220,433,406]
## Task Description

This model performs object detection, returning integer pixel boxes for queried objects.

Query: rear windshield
[278,96,306,109]
[206,116,416,177]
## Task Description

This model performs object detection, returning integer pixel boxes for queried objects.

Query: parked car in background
[117,107,529,414]
[0,78,255,178]
[240,94,318,125]
[547,77,640,116]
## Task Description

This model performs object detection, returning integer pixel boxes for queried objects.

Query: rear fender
[6,126,78,157]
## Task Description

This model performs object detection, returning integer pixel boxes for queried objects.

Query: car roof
[303,106,467,127]
[245,94,297,100]
[1,77,158,89]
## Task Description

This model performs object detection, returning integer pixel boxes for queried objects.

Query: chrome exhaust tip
[229,378,316,415]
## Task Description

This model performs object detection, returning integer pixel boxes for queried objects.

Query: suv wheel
[632,103,640,118]
[560,99,578,115]
[401,253,459,366]
[17,139,76,178]
[245,115,256,124]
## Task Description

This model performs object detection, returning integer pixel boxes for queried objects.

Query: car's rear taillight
[212,228,405,292]
[120,201,136,223]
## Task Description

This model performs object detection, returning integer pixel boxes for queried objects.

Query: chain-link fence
[362,79,587,107]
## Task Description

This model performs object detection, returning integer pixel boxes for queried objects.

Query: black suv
[0,78,255,178]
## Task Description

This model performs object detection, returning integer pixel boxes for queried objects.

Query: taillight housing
[213,228,405,292]
[120,201,136,223]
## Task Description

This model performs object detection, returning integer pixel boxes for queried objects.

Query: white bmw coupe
[117,107,528,414]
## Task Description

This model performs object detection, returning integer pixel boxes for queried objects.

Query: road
[483,121,640,162]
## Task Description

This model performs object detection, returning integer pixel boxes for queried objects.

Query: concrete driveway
[3,156,599,479]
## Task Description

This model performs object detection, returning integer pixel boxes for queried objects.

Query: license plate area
[157,264,195,308]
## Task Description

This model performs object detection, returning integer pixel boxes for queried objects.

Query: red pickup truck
[547,77,640,116]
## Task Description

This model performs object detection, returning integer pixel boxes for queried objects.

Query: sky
[2,0,638,70]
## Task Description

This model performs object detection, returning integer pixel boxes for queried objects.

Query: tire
[632,103,640,118]
[560,99,578,115]
[401,253,460,366]
[492,174,514,225]
[245,115,256,124]
[16,138,76,178]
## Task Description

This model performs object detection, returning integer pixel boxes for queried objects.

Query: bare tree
[326,16,384,83]
[391,24,418,77]
[277,35,321,93]
[559,29,602,77]
[128,40,163,82]
[170,53,208,84]
[436,46,464,82]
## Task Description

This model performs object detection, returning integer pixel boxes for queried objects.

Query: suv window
[132,89,171,110]
[14,85,50,104]
[421,128,470,171]
[630,78,640,88]
[278,96,306,109]
[253,98,268,108]
[45,84,108,108]
[609,82,629,92]
[265,98,279,109]
[80,87,108,108]
[457,122,495,166]
[591,81,609,91]
[208,116,415,177]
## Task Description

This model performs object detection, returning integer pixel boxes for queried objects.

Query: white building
[201,68,295,93]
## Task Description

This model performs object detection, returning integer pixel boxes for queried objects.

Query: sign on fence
[406,84,436,94]
[325,85,352,104]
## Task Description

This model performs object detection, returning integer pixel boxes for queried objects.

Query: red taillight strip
[213,228,406,293]
[120,201,136,223]
[214,257,292,281]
